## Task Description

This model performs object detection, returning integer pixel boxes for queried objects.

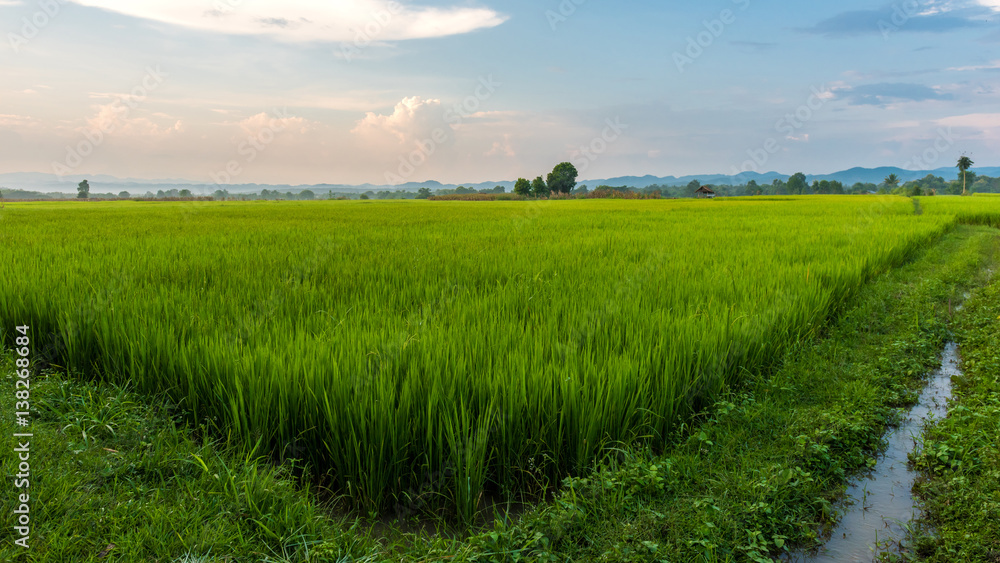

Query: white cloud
[947,59,1000,71]
[237,111,311,135]
[485,134,515,157]
[84,103,183,137]
[68,0,507,42]
[351,96,442,144]
[937,112,1000,127]
[974,0,1000,10]
[933,0,1000,12]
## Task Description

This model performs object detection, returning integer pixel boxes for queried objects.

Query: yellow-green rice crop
[0,196,987,517]
[920,193,1000,228]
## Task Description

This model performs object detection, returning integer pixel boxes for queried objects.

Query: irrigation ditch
[787,343,962,562]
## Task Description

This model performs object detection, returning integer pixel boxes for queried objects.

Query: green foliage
[513,178,531,197]
[957,156,974,195]
[547,162,579,195]
[787,172,808,195]
[77,179,90,199]
[531,176,549,198]
[0,363,369,562]
[811,179,846,195]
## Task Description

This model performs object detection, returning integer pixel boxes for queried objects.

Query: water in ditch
[785,342,962,562]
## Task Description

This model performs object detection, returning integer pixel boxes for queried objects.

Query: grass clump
[0,364,378,562]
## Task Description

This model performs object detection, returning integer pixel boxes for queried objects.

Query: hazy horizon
[2,0,999,186]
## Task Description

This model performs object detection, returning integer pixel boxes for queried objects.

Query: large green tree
[957,156,974,195]
[547,162,579,195]
[531,176,549,198]
[77,179,90,199]
[513,178,531,197]
[787,173,808,195]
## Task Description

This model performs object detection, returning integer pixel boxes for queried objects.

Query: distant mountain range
[2,166,998,195]
[586,166,1000,189]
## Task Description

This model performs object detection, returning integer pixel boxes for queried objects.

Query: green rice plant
[1,195,995,518]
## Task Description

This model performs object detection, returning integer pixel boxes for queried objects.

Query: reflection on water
[785,342,961,562]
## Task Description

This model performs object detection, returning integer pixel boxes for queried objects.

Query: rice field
[0,195,993,518]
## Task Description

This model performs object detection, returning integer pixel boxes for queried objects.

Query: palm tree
[957,156,974,195]
[884,173,900,190]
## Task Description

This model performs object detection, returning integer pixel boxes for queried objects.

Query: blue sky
[1,0,998,185]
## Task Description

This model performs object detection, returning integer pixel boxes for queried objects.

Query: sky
[1,0,999,186]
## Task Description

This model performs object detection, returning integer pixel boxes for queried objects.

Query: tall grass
[0,196,980,516]
[920,194,1000,228]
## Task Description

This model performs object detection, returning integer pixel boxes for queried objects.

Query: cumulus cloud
[84,103,183,137]
[68,0,507,42]
[485,134,515,157]
[351,96,443,145]
[238,112,311,136]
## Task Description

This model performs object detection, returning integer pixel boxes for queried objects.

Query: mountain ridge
[2,166,997,194]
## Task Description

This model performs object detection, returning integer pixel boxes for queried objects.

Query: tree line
[6,158,984,202]
[512,163,579,198]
